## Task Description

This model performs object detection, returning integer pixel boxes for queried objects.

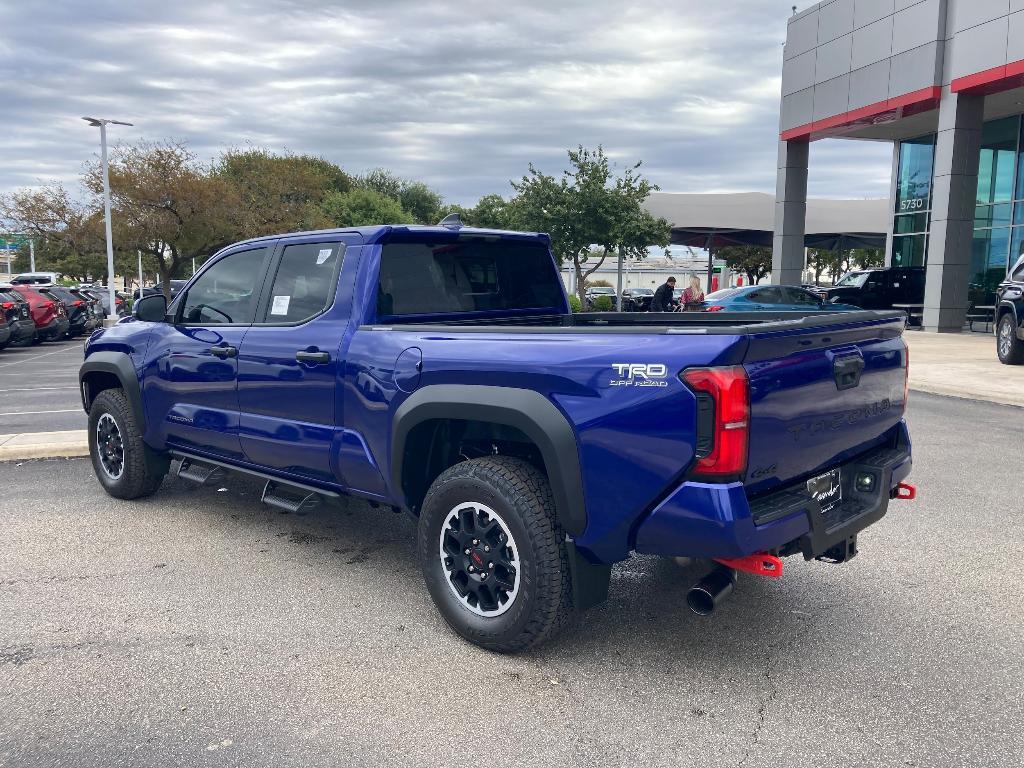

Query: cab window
[262,242,346,324]
[178,247,269,325]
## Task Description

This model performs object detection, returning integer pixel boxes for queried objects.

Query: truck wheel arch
[391,385,586,536]
[80,352,146,431]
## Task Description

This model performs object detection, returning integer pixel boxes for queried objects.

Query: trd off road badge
[610,363,669,388]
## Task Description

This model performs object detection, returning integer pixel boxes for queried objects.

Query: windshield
[835,271,870,288]
[630,288,653,295]
[588,287,615,295]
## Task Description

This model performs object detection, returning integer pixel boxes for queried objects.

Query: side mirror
[133,293,167,322]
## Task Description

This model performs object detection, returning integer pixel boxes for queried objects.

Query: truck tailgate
[742,313,907,496]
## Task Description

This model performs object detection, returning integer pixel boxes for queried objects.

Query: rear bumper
[9,319,37,344]
[633,421,912,560]
[37,316,69,339]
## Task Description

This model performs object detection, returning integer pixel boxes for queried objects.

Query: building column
[923,90,983,332]
[772,139,808,286]
[885,141,899,267]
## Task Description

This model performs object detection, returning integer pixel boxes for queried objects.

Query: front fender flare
[391,384,587,536]
[79,351,146,431]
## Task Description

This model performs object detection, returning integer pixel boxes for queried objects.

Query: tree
[719,245,772,285]
[508,146,670,306]
[0,184,112,280]
[87,140,240,299]
[398,182,444,224]
[356,168,404,200]
[469,194,510,229]
[806,247,883,284]
[217,148,349,237]
[321,188,415,227]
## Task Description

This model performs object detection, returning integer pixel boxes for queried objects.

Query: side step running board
[261,480,322,515]
[177,457,225,485]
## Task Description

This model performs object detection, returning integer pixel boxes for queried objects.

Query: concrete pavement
[1,393,1022,767]
[904,328,1024,407]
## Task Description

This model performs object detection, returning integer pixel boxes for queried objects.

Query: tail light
[705,305,725,312]
[1,302,12,310]
[73,300,84,307]
[43,301,54,309]
[681,366,750,478]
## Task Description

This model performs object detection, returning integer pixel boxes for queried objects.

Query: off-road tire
[997,314,1024,365]
[418,456,573,653]
[88,389,168,499]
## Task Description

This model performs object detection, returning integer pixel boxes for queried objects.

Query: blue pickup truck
[79,221,913,651]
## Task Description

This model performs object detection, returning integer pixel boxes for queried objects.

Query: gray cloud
[0,0,892,205]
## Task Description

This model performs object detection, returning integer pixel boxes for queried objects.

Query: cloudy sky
[0,0,892,205]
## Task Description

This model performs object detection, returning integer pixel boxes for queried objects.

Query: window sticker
[271,295,291,315]
[316,248,333,265]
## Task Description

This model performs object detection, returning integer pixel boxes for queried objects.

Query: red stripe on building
[951,58,1024,95]
[780,86,942,142]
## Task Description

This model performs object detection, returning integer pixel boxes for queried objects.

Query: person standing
[651,276,676,312]
[680,275,704,309]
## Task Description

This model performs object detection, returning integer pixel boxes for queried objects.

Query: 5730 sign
[899,197,926,212]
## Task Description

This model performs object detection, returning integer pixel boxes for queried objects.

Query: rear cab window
[376,234,565,320]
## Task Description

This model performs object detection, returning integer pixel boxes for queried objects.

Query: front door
[237,237,355,483]
[144,246,273,460]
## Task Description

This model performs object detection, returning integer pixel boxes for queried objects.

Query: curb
[0,430,89,462]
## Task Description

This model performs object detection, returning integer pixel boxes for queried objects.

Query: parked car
[995,254,1024,365]
[584,285,616,309]
[85,288,128,317]
[10,272,62,285]
[134,280,187,301]
[80,223,914,652]
[76,288,108,321]
[818,267,925,312]
[621,287,654,311]
[11,284,69,342]
[702,285,861,312]
[45,285,100,337]
[0,285,39,347]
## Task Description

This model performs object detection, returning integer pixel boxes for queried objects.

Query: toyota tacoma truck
[79,220,914,652]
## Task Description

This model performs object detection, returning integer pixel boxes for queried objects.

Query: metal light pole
[137,250,143,298]
[83,117,132,325]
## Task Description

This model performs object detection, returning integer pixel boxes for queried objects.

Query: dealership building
[775,0,1024,330]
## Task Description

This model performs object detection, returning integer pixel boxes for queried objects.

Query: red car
[11,285,70,342]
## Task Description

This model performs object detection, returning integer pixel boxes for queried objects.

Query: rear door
[742,313,907,496]
[144,245,273,459]
[236,235,358,483]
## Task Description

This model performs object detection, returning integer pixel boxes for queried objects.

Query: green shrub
[593,295,614,312]
[568,294,582,312]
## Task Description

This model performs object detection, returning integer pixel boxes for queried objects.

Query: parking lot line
[0,386,79,392]
[0,408,81,416]
[0,343,84,368]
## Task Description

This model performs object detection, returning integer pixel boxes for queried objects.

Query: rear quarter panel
[344,327,748,561]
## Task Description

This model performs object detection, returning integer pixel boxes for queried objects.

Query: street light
[83,116,133,325]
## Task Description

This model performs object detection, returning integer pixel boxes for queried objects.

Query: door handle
[295,350,330,364]
[209,344,237,359]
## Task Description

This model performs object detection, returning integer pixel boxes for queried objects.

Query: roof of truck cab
[224,224,549,250]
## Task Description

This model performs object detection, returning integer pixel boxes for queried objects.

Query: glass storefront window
[895,135,935,214]
[977,117,1018,206]
[892,234,927,267]
[969,227,1010,307]
[894,212,929,234]
[975,202,1012,228]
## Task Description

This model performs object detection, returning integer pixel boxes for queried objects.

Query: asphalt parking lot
[0,338,86,434]
[1,392,1022,768]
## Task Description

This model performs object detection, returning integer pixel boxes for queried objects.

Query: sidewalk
[905,329,1024,408]
[0,430,88,461]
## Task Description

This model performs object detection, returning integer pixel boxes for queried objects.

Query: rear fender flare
[390,384,586,535]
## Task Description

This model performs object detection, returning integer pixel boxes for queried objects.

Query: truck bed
[366,309,906,334]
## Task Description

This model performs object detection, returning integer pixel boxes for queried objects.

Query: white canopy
[642,192,890,249]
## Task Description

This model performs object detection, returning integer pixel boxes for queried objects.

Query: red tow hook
[892,482,917,500]
[714,553,783,579]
